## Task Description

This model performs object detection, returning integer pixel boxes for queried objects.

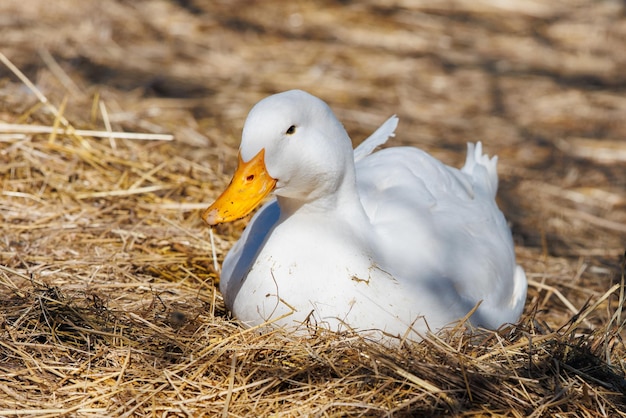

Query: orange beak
[202,149,277,226]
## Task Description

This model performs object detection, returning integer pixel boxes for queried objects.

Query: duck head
[202,90,355,226]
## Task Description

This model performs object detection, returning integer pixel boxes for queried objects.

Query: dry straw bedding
[1,0,626,416]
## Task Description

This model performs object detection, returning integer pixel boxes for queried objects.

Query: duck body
[205,90,527,340]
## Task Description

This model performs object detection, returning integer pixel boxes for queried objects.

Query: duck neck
[275,161,381,264]
[276,162,367,223]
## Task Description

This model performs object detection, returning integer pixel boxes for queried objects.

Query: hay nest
[1,0,626,416]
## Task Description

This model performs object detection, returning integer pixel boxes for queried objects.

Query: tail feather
[461,141,499,198]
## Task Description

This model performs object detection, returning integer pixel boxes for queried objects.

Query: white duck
[203,90,527,341]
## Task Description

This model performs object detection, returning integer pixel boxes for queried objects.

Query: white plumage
[205,90,527,341]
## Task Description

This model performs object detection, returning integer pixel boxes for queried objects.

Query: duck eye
[285,125,296,135]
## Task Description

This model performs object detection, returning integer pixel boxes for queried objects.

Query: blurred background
[1,0,624,259]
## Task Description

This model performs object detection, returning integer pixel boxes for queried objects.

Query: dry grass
[1,0,626,416]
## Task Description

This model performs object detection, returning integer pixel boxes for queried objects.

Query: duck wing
[355,143,526,329]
